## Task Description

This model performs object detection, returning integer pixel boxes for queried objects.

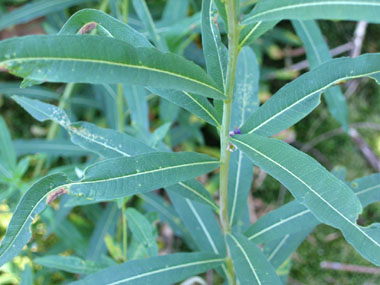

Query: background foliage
[0,0,380,284]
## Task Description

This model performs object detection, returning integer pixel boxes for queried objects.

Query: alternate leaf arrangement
[1,0,380,284]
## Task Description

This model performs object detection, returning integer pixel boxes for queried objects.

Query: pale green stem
[219,0,240,284]
[122,201,128,261]
[121,0,129,24]
[99,0,110,12]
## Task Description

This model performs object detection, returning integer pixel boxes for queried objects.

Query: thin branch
[348,128,380,172]
[290,42,353,72]
[321,261,380,275]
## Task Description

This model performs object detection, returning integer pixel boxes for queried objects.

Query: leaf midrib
[247,70,380,134]
[247,184,380,241]
[2,57,223,96]
[72,160,218,185]
[245,1,380,23]
[108,257,224,285]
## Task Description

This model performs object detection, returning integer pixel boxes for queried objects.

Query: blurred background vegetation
[0,0,380,284]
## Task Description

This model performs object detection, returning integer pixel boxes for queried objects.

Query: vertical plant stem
[117,84,125,133]
[121,0,129,24]
[33,83,75,177]
[121,201,128,261]
[219,0,240,284]
[99,0,110,12]
[220,0,240,235]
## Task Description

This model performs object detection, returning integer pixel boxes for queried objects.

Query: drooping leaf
[58,10,220,125]
[243,0,380,25]
[0,35,224,99]
[126,208,158,257]
[68,152,219,201]
[59,9,152,47]
[232,133,380,265]
[71,252,224,284]
[241,54,380,136]
[34,255,105,274]
[201,0,228,92]
[226,233,282,285]
[69,121,155,158]
[13,96,155,158]
[0,0,98,31]
[14,96,219,207]
[0,173,70,267]
[228,47,259,229]
[245,173,380,243]
[292,20,348,130]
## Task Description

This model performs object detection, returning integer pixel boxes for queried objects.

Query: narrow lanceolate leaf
[126,208,158,257]
[243,0,380,25]
[132,0,168,51]
[59,10,221,123]
[13,139,90,157]
[124,85,150,131]
[166,180,218,210]
[12,96,70,127]
[227,234,282,285]
[68,122,155,158]
[239,21,278,48]
[169,193,225,256]
[351,173,380,207]
[71,252,224,285]
[59,9,152,48]
[241,54,380,136]
[149,88,221,127]
[0,173,70,266]
[0,0,98,31]
[232,134,380,265]
[264,229,313,269]
[34,255,105,274]
[246,173,380,244]
[0,116,16,172]
[245,200,319,244]
[201,0,228,91]
[292,20,348,130]
[14,96,217,207]
[0,82,59,101]
[228,47,259,229]
[13,96,155,158]
[69,152,219,201]
[168,193,228,277]
[0,35,224,99]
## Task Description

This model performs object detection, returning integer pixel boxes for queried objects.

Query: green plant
[1,0,380,284]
